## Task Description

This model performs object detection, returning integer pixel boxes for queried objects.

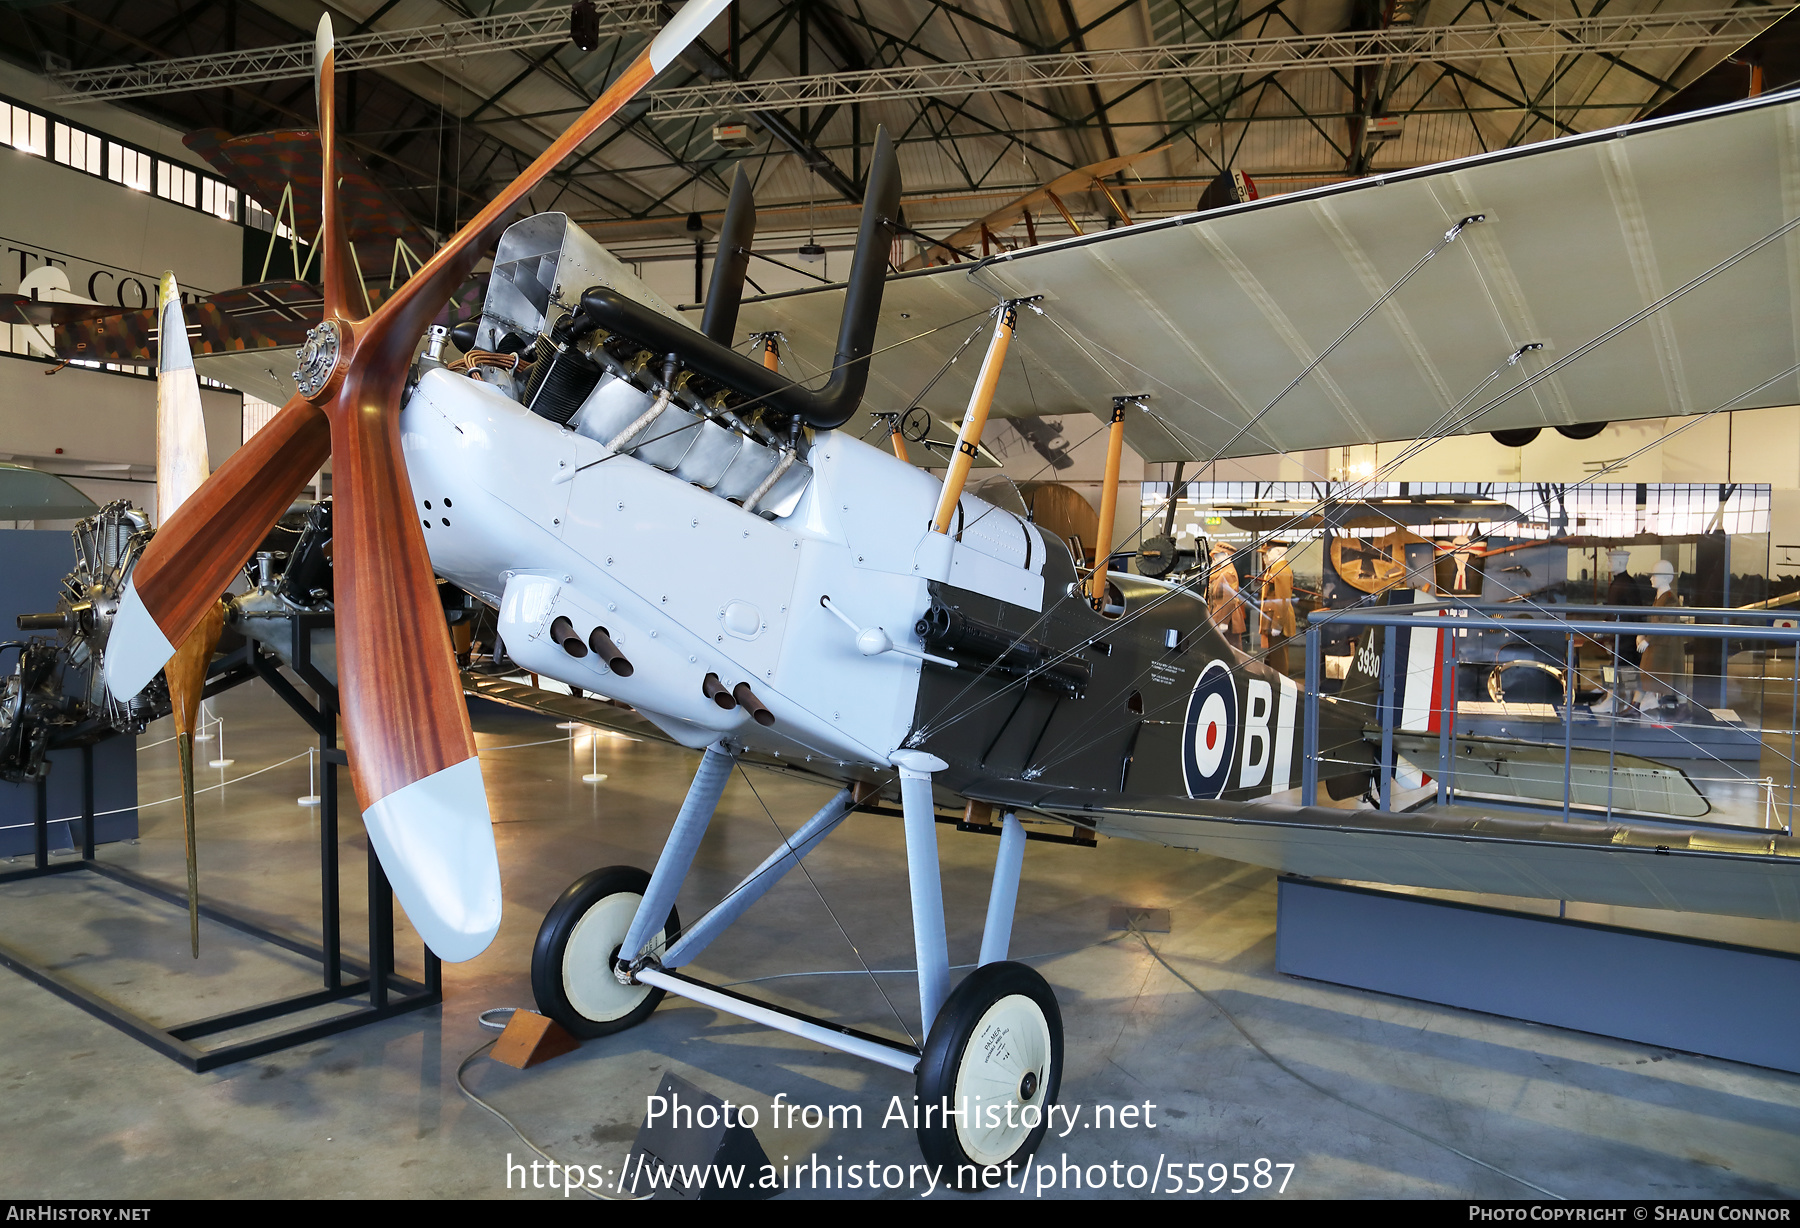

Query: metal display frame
[0,623,440,1072]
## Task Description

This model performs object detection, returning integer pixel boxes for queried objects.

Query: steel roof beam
[45,1,663,103]
[633,7,1784,119]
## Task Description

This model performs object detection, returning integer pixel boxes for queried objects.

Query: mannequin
[1636,559,1682,706]
[1206,540,1245,641]
[1592,549,1645,715]
[1261,542,1297,675]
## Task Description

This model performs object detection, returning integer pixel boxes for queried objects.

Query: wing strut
[930,301,1018,534]
[1088,394,1143,611]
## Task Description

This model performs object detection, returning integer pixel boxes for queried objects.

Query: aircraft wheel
[915,961,1063,1182]
[530,865,678,1039]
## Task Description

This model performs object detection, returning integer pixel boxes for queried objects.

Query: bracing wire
[734,768,921,1048]
[909,204,1800,778]
[1206,213,1486,462]
[1022,360,1800,783]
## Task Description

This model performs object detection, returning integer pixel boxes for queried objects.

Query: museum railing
[1302,604,1800,835]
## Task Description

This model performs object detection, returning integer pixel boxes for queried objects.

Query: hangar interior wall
[0,59,244,520]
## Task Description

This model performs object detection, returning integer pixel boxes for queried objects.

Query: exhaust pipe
[588,626,634,676]
[701,672,736,710]
[579,127,901,431]
[733,682,775,727]
[550,616,588,657]
[700,166,757,346]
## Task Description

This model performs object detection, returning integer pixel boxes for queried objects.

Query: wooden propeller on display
[104,0,735,962]
[154,271,225,960]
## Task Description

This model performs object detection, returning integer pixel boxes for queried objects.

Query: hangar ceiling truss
[1,0,1790,249]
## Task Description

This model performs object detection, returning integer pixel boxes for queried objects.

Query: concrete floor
[1,679,1798,1200]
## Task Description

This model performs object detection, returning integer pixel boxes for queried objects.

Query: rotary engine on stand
[0,502,165,782]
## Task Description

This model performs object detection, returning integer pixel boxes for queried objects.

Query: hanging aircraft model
[80,0,1800,1181]
[0,124,485,407]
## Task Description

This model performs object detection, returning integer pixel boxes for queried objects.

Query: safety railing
[1300,602,1800,834]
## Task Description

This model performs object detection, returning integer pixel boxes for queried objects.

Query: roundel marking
[1182,659,1238,799]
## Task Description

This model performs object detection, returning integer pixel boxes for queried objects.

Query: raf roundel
[1182,659,1239,799]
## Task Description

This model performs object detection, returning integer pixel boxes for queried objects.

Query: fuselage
[399,364,1371,808]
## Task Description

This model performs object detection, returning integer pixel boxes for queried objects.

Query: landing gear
[915,961,1063,1179]
[531,866,678,1039]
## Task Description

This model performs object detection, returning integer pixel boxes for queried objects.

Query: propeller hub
[293,319,345,401]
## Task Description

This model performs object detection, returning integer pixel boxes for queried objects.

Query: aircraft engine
[0,502,163,781]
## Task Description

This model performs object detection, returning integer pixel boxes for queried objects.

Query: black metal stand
[0,633,440,1072]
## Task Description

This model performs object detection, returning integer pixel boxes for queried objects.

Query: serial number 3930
[1168,1159,1295,1195]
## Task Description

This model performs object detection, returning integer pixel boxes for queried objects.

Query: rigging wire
[910,200,1800,775]
[952,200,1800,696]
[735,767,921,1048]
[1206,213,1486,463]
[1022,360,1800,782]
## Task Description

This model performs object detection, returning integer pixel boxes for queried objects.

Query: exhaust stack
[733,682,775,727]
[580,127,902,431]
[701,672,736,709]
[588,627,634,676]
[701,167,757,346]
[551,616,588,657]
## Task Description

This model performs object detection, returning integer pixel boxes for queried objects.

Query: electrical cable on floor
[454,1029,645,1202]
[1123,922,1565,1200]
[8,730,593,837]
[0,749,315,834]
[453,912,1557,1201]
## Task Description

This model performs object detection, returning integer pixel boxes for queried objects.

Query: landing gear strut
[529,743,1066,1185]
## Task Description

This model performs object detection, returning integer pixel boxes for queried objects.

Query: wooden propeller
[106,0,735,961]
[154,271,224,959]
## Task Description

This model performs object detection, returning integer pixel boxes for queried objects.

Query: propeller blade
[167,602,226,959]
[313,16,361,320]
[329,363,499,961]
[291,0,732,962]
[105,395,327,700]
[361,0,734,360]
[155,272,209,524]
[153,272,219,957]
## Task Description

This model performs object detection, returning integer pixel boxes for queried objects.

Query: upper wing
[732,90,1800,463]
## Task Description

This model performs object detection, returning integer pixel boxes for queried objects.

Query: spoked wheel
[915,961,1063,1182]
[531,865,678,1040]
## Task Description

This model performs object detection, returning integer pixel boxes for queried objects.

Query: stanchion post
[320,693,341,992]
[1302,625,1320,806]
[1437,618,1452,808]
[33,776,47,871]
[81,744,95,861]
[1379,626,1396,811]
[1563,631,1575,821]
[368,843,393,1010]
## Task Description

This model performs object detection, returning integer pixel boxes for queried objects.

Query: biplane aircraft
[70,0,1800,1180]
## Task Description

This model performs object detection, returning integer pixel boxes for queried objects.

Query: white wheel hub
[563,891,654,1022]
[953,993,1053,1166]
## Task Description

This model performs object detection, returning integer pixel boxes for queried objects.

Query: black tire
[530,865,678,1040]
[915,961,1064,1184]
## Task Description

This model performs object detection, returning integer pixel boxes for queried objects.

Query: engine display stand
[0,633,440,1072]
